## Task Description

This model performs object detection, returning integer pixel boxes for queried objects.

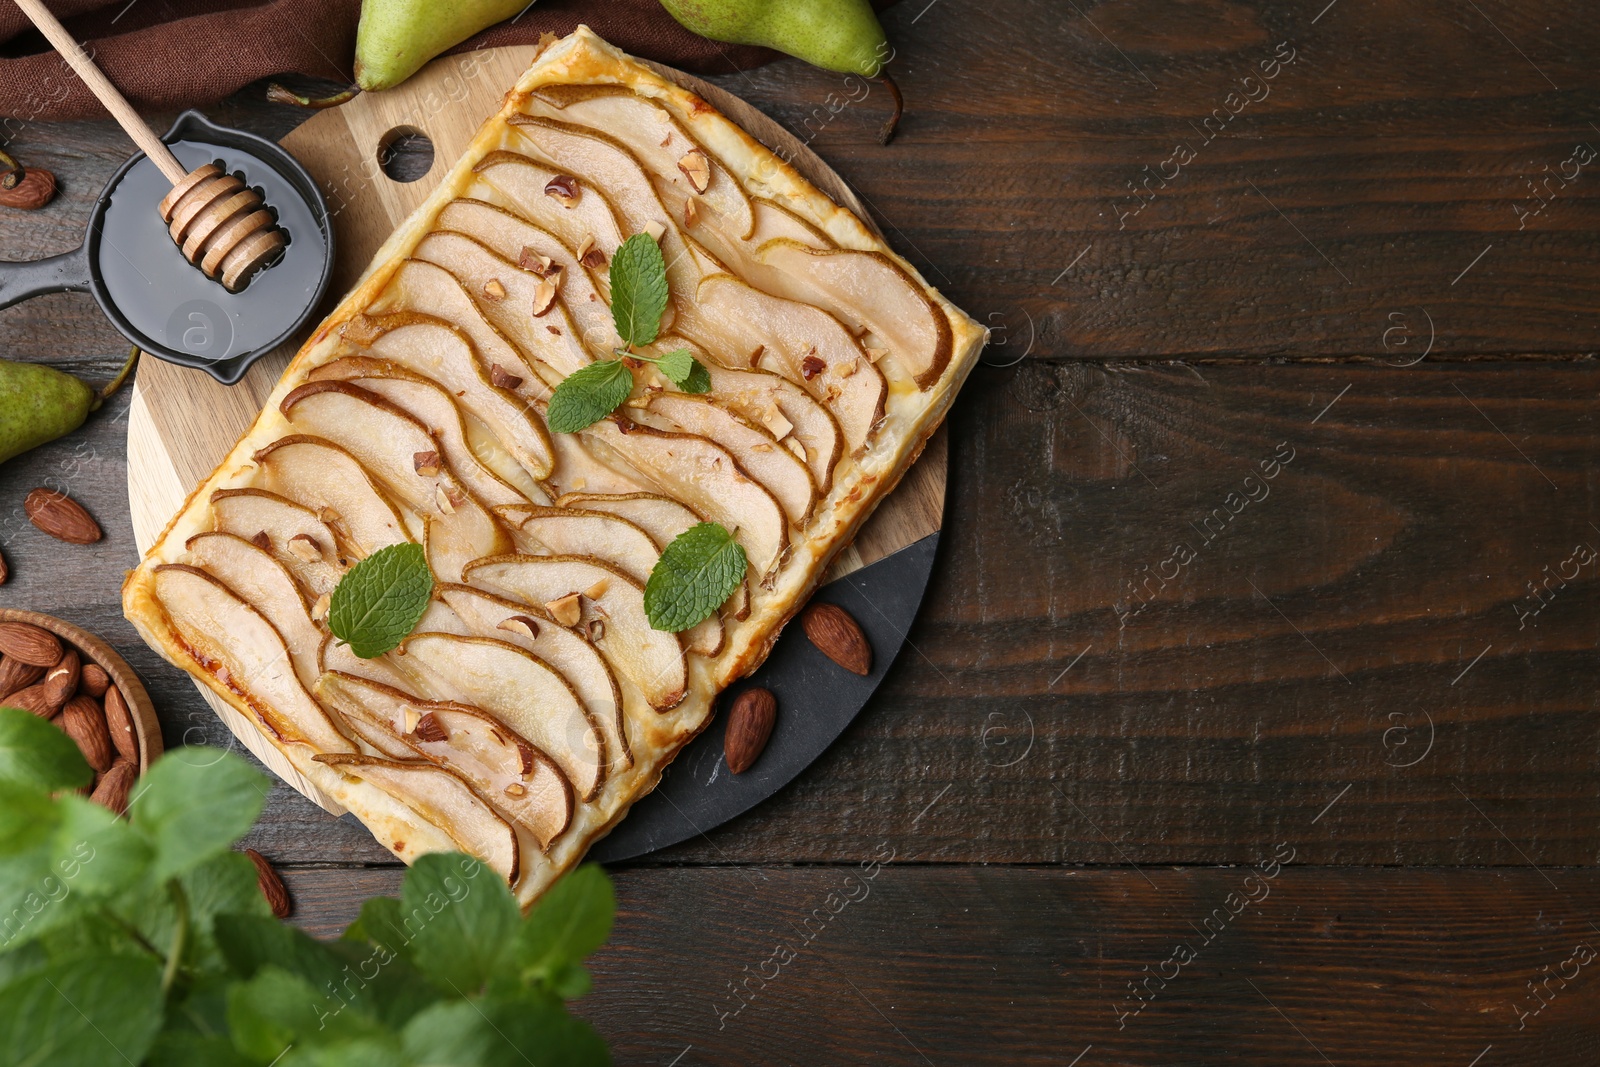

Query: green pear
[660,0,890,77]
[355,0,535,91]
[0,350,136,465]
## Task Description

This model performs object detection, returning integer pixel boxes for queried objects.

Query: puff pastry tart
[123,26,987,906]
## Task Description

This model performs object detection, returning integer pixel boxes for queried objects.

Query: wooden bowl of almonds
[0,608,161,812]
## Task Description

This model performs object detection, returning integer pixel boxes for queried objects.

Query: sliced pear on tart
[472,151,626,260]
[462,554,687,712]
[316,671,574,850]
[209,488,346,596]
[493,503,723,658]
[401,632,607,801]
[313,753,520,884]
[635,393,815,525]
[434,583,632,771]
[308,356,532,510]
[280,380,511,582]
[696,361,841,494]
[525,84,756,241]
[368,258,556,398]
[182,531,325,691]
[576,417,787,579]
[253,436,412,557]
[681,272,885,454]
[555,491,749,622]
[151,564,352,754]
[350,313,554,483]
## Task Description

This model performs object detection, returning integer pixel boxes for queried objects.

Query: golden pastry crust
[123,26,986,907]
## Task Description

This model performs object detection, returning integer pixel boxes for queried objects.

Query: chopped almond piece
[683,198,699,227]
[489,364,524,391]
[801,355,826,380]
[312,593,331,621]
[317,506,339,524]
[584,577,610,601]
[761,403,794,441]
[786,437,807,462]
[412,712,449,743]
[644,220,666,241]
[546,592,582,627]
[287,534,321,563]
[587,620,606,642]
[435,486,456,515]
[413,450,441,476]
[250,530,272,551]
[678,149,710,193]
[544,174,579,206]
[497,615,540,641]
[518,246,554,275]
[838,360,859,379]
[533,275,559,317]
[482,278,507,301]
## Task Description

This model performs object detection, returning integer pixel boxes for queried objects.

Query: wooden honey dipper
[13,0,286,291]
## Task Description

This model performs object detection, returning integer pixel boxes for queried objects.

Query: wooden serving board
[127,46,947,815]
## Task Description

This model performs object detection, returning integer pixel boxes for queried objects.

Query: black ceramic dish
[0,110,333,385]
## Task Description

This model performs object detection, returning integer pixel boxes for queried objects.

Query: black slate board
[588,533,941,863]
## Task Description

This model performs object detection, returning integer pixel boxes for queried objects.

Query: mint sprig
[545,231,712,433]
[327,542,434,658]
[644,521,747,632]
[608,232,670,346]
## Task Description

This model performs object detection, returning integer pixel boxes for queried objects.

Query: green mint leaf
[403,852,520,995]
[513,865,613,996]
[547,360,634,434]
[129,748,269,882]
[403,995,610,1067]
[0,955,164,1067]
[328,542,434,659]
[643,522,747,632]
[656,348,710,393]
[0,705,91,792]
[609,232,670,346]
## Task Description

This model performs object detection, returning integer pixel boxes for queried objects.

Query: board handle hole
[377,127,434,183]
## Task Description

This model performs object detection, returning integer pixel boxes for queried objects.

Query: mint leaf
[130,748,269,882]
[403,852,520,995]
[643,522,747,632]
[609,232,670,346]
[547,360,634,434]
[328,542,434,659]
[0,705,91,792]
[403,995,610,1067]
[656,348,710,393]
[0,955,164,1067]
[513,864,613,995]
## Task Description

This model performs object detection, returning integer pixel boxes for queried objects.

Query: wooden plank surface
[274,865,1600,1066]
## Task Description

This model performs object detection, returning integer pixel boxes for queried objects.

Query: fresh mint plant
[643,521,747,632]
[546,232,711,434]
[327,542,434,659]
[0,707,614,1066]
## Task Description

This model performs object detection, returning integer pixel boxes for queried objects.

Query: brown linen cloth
[0,0,778,121]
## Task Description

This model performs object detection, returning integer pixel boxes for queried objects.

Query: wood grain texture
[272,864,1600,1066]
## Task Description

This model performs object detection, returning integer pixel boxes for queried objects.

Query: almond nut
[482,278,507,301]
[490,364,524,391]
[546,593,582,628]
[4,681,61,718]
[62,694,112,773]
[0,621,62,666]
[41,647,80,707]
[532,274,559,317]
[24,489,102,544]
[544,173,579,206]
[245,848,293,918]
[103,683,139,764]
[497,615,540,642]
[0,168,57,211]
[412,712,448,743]
[90,759,135,815]
[801,602,872,675]
[287,534,322,562]
[412,450,442,477]
[0,656,44,699]
[79,662,111,698]
[724,687,777,774]
[678,148,711,194]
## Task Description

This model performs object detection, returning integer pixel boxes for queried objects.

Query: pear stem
[0,146,23,190]
[876,72,904,146]
[90,346,140,412]
[266,82,360,110]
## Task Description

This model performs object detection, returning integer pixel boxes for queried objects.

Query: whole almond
[724,687,777,774]
[0,656,44,700]
[62,694,112,773]
[90,759,135,815]
[80,663,111,698]
[41,648,79,707]
[5,681,64,718]
[0,168,57,210]
[102,684,140,763]
[0,621,62,666]
[801,602,872,675]
[24,489,102,544]
[246,848,293,918]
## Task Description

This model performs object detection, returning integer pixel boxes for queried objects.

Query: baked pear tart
[124,26,986,906]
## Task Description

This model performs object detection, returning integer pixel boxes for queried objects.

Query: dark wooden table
[4,1,1600,1061]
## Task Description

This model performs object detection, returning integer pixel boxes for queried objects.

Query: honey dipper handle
[10,0,187,185]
